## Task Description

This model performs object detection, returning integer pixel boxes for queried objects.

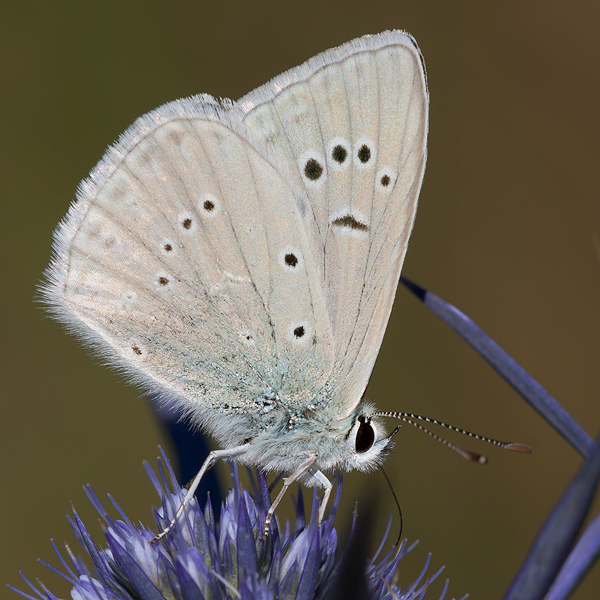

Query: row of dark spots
[162,229,299,283]
[303,143,390,187]
[243,325,303,345]
[179,200,216,229]
[285,253,304,338]
[167,214,303,338]
[162,200,217,252]
[330,143,371,165]
[303,142,374,182]
[132,325,304,358]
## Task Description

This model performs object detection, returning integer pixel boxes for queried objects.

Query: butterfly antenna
[374,411,532,463]
[379,464,403,546]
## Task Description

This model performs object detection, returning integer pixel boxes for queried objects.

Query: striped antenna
[374,411,532,463]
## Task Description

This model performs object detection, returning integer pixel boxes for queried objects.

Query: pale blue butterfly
[43,30,429,538]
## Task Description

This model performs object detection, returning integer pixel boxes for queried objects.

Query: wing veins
[337,61,425,382]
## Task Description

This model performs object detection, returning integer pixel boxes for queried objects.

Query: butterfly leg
[152,443,250,544]
[260,454,332,542]
[310,468,332,522]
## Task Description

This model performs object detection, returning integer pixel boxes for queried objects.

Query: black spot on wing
[284,253,298,267]
[304,158,324,180]
[332,144,348,164]
[357,144,371,164]
[331,215,369,232]
[293,326,305,338]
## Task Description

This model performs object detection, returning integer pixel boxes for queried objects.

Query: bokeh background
[2,2,600,598]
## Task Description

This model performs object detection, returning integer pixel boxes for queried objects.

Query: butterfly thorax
[195,397,394,481]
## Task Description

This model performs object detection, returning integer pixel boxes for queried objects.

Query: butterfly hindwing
[45,102,334,419]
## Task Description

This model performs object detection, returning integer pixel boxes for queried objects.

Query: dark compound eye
[357,144,371,164]
[332,144,348,163]
[355,416,375,453]
[304,158,324,180]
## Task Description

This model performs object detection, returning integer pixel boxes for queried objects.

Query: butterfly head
[339,403,397,473]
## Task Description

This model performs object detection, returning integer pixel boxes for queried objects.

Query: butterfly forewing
[239,31,428,415]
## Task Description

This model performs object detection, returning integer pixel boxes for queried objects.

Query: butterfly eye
[355,416,375,453]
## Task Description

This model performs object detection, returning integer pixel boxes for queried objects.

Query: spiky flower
[11,452,452,600]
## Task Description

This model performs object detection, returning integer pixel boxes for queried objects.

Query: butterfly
[43,30,429,538]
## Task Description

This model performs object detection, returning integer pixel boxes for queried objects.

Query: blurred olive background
[2,1,600,598]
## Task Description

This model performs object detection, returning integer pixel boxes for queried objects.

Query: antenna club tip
[506,443,533,454]
[478,455,488,465]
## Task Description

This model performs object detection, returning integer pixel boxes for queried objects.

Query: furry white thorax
[181,397,393,485]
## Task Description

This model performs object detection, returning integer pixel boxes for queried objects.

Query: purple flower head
[10,450,454,600]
